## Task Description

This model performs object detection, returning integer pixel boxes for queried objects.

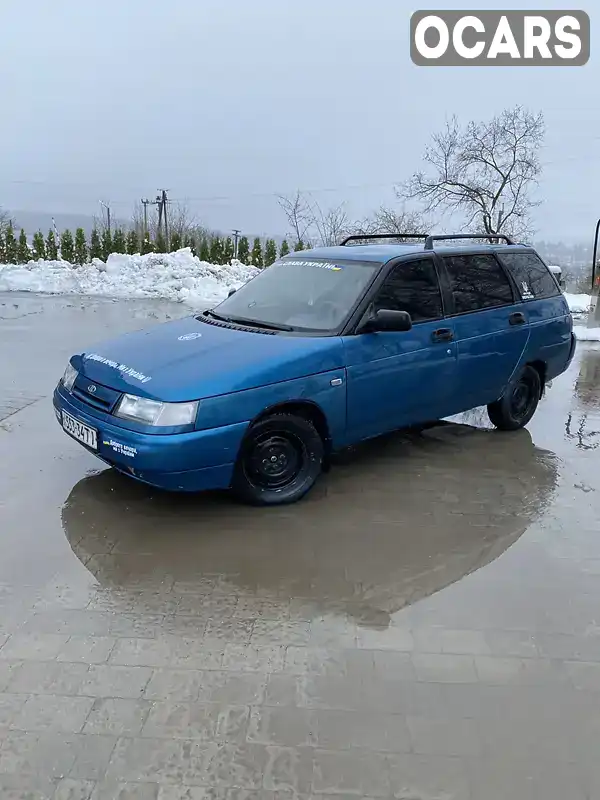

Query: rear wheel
[232,413,324,505]
[487,365,542,431]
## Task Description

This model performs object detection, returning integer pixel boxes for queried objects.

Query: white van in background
[548,264,565,289]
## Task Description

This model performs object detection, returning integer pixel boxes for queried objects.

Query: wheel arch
[526,359,547,395]
[249,400,332,452]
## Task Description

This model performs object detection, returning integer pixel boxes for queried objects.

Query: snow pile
[0,252,599,341]
[574,326,600,342]
[0,249,259,308]
[564,292,592,315]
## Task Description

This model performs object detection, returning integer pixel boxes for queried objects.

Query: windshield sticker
[84,353,152,383]
[282,259,343,271]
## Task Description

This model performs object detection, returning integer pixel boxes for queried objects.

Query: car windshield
[210,257,380,332]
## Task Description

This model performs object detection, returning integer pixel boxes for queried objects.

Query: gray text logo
[410,11,589,66]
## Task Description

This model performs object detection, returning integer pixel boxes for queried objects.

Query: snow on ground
[564,292,592,315]
[574,326,600,342]
[1,250,599,340]
[0,249,259,308]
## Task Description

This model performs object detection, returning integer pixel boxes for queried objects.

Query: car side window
[496,252,560,300]
[373,258,443,323]
[443,253,514,314]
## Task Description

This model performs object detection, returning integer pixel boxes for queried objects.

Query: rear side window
[374,258,443,323]
[497,252,560,300]
[443,254,514,314]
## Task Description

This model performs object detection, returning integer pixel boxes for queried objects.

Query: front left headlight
[62,362,78,392]
[115,393,199,427]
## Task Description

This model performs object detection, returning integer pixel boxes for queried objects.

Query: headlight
[115,394,199,427]
[62,362,78,392]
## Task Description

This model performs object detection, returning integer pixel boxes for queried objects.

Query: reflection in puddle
[566,347,600,450]
[62,422,558,630]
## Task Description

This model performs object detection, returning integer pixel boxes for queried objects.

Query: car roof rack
[424,233,514,250]
[340,233,429,246]
[340,232,516,248]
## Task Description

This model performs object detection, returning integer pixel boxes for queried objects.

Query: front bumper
[53,385,249,492]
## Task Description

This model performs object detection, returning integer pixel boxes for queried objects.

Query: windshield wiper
[200,309,234,323]
[200,309,293,332]
[226,316,295,332]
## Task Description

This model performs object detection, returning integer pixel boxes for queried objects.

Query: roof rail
[340,233,429,246]
[424,233,514,250]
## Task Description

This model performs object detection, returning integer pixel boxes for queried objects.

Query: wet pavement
[1,293,600,799]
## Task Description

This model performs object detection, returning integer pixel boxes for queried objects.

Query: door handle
[431,328,454,343]
[509,312,526,326]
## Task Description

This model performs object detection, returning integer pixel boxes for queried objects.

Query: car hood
[73,315,345,401]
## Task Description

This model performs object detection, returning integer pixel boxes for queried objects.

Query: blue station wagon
[54,233,576,505]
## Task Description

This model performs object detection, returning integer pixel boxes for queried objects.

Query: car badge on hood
[178,333,203,341]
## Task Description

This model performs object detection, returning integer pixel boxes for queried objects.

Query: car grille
[72,375,121,413]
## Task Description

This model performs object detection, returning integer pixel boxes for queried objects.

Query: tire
[487,365,542,431]
[232,413,324,506]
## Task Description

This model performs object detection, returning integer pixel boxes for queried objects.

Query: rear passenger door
[440,252,530,410]
[344,256,458,441]
[496,250,572,380]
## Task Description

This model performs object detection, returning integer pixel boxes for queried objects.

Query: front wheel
[487,365,542,431]
[232,413,324,505]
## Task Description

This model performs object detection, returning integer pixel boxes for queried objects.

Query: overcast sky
[0,0,597,241]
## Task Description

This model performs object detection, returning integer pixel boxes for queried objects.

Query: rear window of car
[497,251,560,300]
[443,253,514,314]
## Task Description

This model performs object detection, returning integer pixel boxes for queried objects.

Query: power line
[1,154,598,208]
[2,148,600,215]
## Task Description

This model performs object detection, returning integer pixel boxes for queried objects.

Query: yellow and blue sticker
[282,259,343,271]
[103,439,137,458]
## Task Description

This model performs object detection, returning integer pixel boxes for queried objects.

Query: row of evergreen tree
[0,222,307,267]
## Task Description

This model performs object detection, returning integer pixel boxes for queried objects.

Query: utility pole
[496,204,504,234]
[156,189,170,251]
[232,229,241,259]
[141,198,153,240]
[99,201,111,234]
[592,217,600,323]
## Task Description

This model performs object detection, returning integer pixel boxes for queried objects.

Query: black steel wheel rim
[511,375,536,419]
[245,432,305,489]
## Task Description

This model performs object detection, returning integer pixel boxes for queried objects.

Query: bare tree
[278,193,353,246]
[399,106,544,239]
[277,191,313,245]
[352,206,428,239]
[309,200,351,246]
[0,207,14,234]
[167,202,197,238]
[130,202,148,239]
[130,200,204,243]
[279,191,429,247]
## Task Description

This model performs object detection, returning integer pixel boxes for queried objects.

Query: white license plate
[62,411,98,450]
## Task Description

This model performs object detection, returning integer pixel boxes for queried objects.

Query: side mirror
[359,309,412,334]
[227,288,236,297]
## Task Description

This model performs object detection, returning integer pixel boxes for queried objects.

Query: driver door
[343,256,458,442]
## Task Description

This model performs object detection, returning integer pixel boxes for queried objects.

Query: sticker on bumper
[103,439,137,458]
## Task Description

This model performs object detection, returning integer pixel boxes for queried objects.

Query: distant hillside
[6,209,127,235]
[4,208,280,244]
